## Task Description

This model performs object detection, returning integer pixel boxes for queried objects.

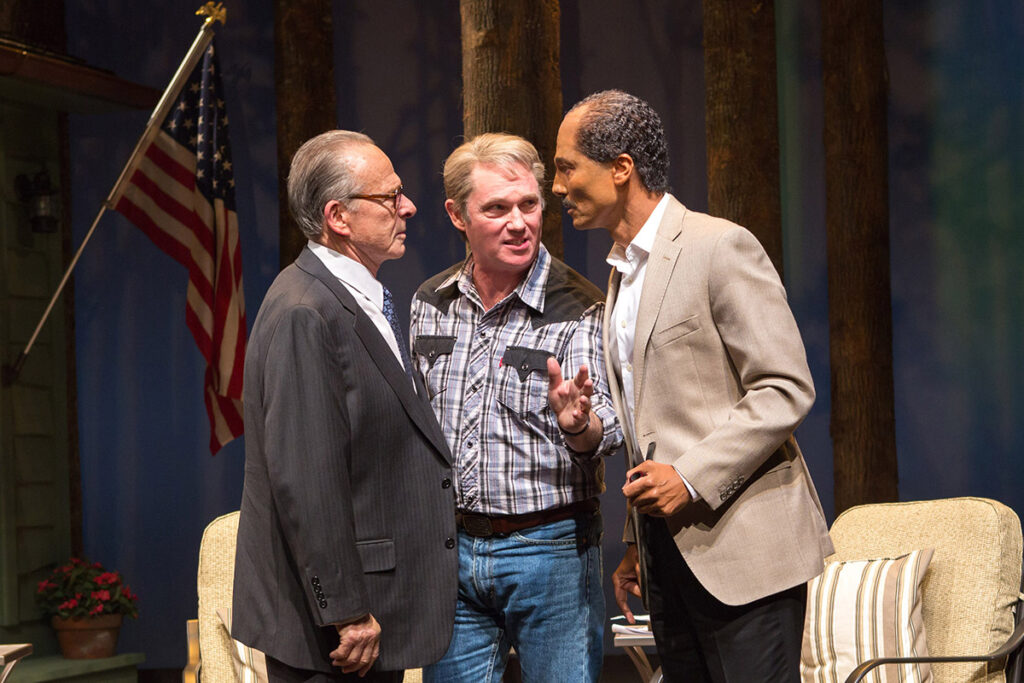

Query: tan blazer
[605,196,833,606]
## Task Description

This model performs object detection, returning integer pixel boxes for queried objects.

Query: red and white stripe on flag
[113,41,245,454]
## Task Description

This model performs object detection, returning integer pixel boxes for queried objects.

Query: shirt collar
[307,240,383,309]
[606,193,672,277]
[438,243,551,314]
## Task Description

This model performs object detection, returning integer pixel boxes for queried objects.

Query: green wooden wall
[0,99,72,654]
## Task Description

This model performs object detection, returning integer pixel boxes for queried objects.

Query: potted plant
[35,557,139,659]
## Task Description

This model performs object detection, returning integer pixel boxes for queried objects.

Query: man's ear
[324,200,351,238]
[444,198,467,235]
[611,153,635,187]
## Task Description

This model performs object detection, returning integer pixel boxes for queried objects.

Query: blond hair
[442,133,545,220]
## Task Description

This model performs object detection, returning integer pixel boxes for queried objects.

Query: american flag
[112,40,246,454]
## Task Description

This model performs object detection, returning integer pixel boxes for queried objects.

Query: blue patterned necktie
[381,285,416,386]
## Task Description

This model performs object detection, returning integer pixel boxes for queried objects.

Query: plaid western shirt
[410,245,622,516]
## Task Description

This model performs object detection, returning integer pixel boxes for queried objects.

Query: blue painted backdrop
[63,0,1024,670]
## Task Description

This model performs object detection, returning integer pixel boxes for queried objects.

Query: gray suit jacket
[606,196,833,606]
[233,247,458,673]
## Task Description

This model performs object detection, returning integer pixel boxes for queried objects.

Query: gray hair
[287,130,375,239]
[568,90,670,193]
[443,133,545,221]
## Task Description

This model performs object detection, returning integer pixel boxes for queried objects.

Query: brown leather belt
[456,499,599,538]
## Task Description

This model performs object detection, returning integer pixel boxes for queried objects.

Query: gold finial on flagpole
[197,2,227,27]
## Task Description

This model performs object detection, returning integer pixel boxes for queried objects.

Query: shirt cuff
[673,465,701,502]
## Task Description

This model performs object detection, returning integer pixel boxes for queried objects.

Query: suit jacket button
[442,478,451,489]
[319,599,327,608]
[311,576,320,587]
[445,538,455,549]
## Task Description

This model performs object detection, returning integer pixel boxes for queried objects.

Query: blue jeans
[423,511,604,683]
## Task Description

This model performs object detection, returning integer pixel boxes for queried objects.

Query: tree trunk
[459,0,563,258]
[274,0,337,268]
[703,0,784,277]
[822,0,899,513]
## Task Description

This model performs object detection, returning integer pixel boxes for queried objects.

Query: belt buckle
[461,514,494,537]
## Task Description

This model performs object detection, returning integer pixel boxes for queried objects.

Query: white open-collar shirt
[606,194,698,498]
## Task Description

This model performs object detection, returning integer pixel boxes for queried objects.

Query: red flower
[95,572,119,586]
[36,557,139,620]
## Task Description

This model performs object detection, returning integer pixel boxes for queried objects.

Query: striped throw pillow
[216,608,269,683]
[801,548,934,683]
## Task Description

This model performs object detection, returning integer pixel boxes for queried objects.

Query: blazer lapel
[295,249,452,464]
[605,268,638,467]
[633,198,685,408]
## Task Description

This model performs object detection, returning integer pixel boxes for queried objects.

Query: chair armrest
[845,617,1024,683]
[1,644,33,683]
[183,619,200,683]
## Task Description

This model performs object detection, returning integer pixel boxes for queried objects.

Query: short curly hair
[568,90,670,193]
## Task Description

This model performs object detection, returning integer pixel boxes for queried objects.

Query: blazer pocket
[356,539,396,573]
[651,314,701,348]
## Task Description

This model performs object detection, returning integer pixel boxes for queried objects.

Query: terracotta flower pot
[51,614,123,659]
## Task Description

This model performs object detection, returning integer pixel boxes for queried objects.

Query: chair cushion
[825,498,1022,683]
[801,548,934,683]
[217,608,269,683]
[197,511,241,683]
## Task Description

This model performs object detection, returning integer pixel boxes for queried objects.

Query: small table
[0,644,32,683]
[613,631,661,683]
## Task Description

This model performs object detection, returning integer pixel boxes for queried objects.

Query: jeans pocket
[511,513,602,548]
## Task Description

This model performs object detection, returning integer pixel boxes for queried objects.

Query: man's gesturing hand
[546,356,594,434]
[330,613,381,677]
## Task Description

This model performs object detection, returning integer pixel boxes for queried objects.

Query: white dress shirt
[307,241,407,373]
[606,194,699,500]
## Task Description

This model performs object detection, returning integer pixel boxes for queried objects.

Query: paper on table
[610,614,651,635]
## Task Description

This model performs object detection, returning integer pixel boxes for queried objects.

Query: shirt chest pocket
[413,335,456,399]
[496,345,551,418]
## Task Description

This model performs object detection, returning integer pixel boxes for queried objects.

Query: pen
[629,441,656,481]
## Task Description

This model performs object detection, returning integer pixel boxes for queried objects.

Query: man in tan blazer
[553,90,833,682]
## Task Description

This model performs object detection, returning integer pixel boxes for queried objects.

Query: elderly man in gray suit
[232,131,458,682]
[553,90,834,682]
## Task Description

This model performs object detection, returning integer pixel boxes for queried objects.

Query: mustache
[561,198,578,211]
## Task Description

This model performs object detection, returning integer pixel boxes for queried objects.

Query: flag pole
[2,2,227,387]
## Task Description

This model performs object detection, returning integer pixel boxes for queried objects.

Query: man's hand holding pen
[623,460,691,517]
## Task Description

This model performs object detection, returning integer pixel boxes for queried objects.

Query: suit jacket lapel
[633,197,685,410]
[295,249,452,464]
[605,268,639,467]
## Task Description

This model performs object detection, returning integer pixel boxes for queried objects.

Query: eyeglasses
[348,184,403,208]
